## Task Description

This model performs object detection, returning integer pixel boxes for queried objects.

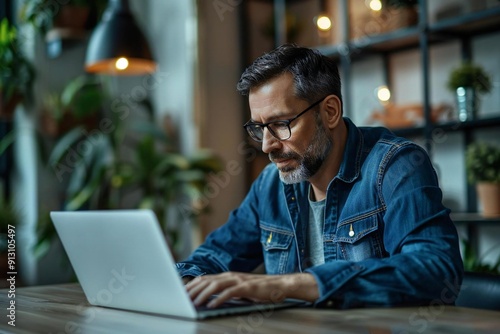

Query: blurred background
[1,0,499,287]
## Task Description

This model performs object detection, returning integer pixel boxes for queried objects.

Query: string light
[316,15,332,31]
[368,0,383,11]
[377,85,391,103]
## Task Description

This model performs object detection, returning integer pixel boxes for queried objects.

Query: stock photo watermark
[402,277,463,334]
[213,0,243,22]
[5,224,17,327]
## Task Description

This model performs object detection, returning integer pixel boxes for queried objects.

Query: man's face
[248,74,333,184]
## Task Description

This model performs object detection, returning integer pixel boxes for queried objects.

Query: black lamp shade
[85,0,156,75]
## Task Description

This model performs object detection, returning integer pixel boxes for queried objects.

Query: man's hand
[185,272,319,308]
[182,276,194,285]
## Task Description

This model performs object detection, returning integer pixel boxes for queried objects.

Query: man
[177,44,463,309]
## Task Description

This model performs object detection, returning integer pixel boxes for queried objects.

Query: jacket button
[291,197,295,201]
[326,300,334,307]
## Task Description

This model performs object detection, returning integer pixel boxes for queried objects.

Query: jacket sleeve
[176,166,271,278]
[305,144,464,308]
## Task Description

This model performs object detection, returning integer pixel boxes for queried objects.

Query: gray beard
[275,121,333,184]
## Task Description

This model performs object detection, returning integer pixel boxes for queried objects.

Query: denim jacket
[177,118,464,308]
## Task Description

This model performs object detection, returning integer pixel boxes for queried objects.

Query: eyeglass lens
[248,122,290,141]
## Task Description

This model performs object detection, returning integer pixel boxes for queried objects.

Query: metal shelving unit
[265,0,500,251]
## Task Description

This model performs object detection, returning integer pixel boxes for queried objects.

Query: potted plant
[447,62,492,122]
[0,18,35,121]
[20,0,108,36]
[465,142,500,217]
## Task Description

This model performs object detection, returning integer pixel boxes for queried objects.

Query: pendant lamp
[85,0,156,75]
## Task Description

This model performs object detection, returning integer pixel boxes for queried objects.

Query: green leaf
[48,127,85,166]
[0,130,15,155]
[33,239,52,259]
[155,153,190,174]
[136,136,159,170]
[65,168,105,211]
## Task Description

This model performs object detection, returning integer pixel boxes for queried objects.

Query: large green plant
[465,142,500,184]
[0,18,35,116]
[37,100,222,256]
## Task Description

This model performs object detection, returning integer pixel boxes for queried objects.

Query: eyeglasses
[243,97,326,142]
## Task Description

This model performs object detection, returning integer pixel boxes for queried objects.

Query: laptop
[50,209,304,319]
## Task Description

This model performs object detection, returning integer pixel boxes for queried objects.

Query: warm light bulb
[377,86,391,102]
[369,0,383,11]
[316,15,332,31]
[115,57,129,71]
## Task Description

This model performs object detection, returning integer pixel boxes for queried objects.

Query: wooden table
[1,283,499,333]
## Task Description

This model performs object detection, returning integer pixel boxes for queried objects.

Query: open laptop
[50,209,304,320]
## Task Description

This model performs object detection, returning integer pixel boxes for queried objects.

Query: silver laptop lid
[51,210,198,319]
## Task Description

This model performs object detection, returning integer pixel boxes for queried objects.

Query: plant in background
[465,142,500,184]
[465,141,500,217]
[39,97,223,257]
[447,62,492,94]
[0,18,35,118]
[20,0,108,35]
[462,239,500,274]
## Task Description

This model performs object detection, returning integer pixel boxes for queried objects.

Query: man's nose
[261,128,281,154]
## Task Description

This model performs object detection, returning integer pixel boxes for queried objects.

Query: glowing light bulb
[377,86,391,102]
[316,15,332,31]
[369,0,383,11]
[115,57,129,71]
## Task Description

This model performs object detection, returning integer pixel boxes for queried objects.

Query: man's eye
[272,122,288,129]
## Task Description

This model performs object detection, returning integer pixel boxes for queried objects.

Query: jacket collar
[335,117,363,184]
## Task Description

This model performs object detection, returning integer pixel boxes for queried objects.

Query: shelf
[451,212,500,225]
[318,26,421,59]
[430,6,500,37]
[387,115,500,138]
[317,7,500,60]
[432,115,500,132]
[350,26,421,54]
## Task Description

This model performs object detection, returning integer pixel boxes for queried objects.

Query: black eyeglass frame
[243,96,327,142]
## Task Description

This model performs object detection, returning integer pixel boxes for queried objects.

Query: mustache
[269,151,300,162]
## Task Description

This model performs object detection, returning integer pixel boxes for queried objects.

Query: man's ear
[322,95,342,129]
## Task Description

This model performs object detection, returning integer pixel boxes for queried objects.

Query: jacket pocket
[332,215,385,261]
[260,225,294,274]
